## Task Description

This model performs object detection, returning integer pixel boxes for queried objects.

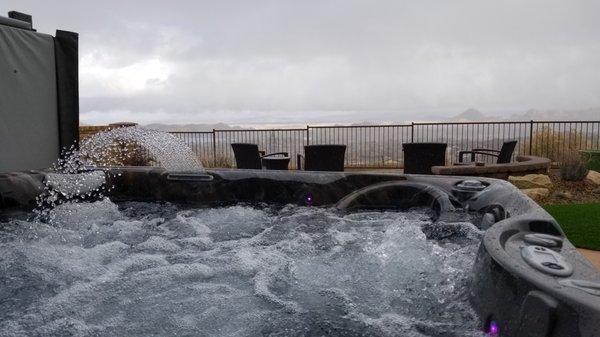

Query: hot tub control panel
[452,180,488,201]
[521,245,573,277]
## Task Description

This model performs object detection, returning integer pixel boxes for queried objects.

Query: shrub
[80,140,156,167]
[201,154,233,168]
[530,126,591,163]
[120,145,156,166]
[560,151,589,181]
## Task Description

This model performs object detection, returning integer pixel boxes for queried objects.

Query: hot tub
[0,168,599,337]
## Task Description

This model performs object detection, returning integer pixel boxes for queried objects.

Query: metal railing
[170,120,600,169]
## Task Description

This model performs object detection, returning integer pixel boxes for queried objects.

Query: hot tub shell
[0,168,599,337]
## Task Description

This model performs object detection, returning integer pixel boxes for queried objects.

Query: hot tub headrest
[336,180,456,216]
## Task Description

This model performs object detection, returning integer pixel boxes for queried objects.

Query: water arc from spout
[79,126,204,172]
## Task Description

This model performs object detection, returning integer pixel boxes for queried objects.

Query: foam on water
[0,201,487,337]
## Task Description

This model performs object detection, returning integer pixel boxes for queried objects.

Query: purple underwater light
[488,320,499,335]
[305,193,313,206]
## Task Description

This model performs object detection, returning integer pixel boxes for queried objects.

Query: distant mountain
[510,108,600,121]
[137,107,599,130]
[144,123,248,132]
[448,108,489,122]
[447,107,600,122]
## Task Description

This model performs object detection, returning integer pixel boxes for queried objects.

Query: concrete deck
[579,248,600,271]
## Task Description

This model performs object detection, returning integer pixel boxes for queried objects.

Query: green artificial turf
[543,203,600,250]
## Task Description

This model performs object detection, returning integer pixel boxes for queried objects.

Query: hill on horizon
[448,108,488,122]
[144,123,248,132]
[125,107,600,131]
[447,107,600,122]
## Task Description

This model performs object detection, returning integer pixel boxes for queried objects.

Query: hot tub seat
[335,180,456,216]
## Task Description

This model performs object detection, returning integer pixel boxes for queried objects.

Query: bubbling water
[0,201,487,337]
[36,126,203,218]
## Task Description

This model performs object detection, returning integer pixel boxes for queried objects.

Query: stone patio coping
[431,155,551,179]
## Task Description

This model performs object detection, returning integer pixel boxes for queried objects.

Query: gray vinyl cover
[0,24,59,171]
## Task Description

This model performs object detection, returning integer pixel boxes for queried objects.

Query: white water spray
[37,126,204,218]
[78,126,203,172]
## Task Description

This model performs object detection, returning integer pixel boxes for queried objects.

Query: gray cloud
[4,0,600,125]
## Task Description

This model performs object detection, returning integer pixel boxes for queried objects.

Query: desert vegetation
[201,154,234,168]
[530,125,593,163]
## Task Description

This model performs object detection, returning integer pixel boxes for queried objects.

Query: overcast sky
[4,0,600,125]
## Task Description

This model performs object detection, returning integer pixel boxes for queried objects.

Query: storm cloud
[4,0,600,125]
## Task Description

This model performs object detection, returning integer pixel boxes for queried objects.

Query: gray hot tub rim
[0,167,599,337]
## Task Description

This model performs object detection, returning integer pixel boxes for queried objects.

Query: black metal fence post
[212,129,217,167]
[529,120,534,155]
[306,125,310,146]
[411,122,414,142]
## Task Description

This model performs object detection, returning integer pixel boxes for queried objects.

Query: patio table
[262,156,290,170]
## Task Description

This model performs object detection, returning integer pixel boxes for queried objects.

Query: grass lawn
[543,203,600,251]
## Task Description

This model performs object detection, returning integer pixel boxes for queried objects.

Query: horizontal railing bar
[168,121,600,133]
[211,128,306,132]
[415,120,600,126]
[413,121,531,126]
[308,124,412,129]
[529,120,600,124]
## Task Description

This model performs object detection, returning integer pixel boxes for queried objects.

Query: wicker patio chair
[458,140,517,164]
[402,142,447,174]
[231,143,288,169]
[297,144,346,171]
